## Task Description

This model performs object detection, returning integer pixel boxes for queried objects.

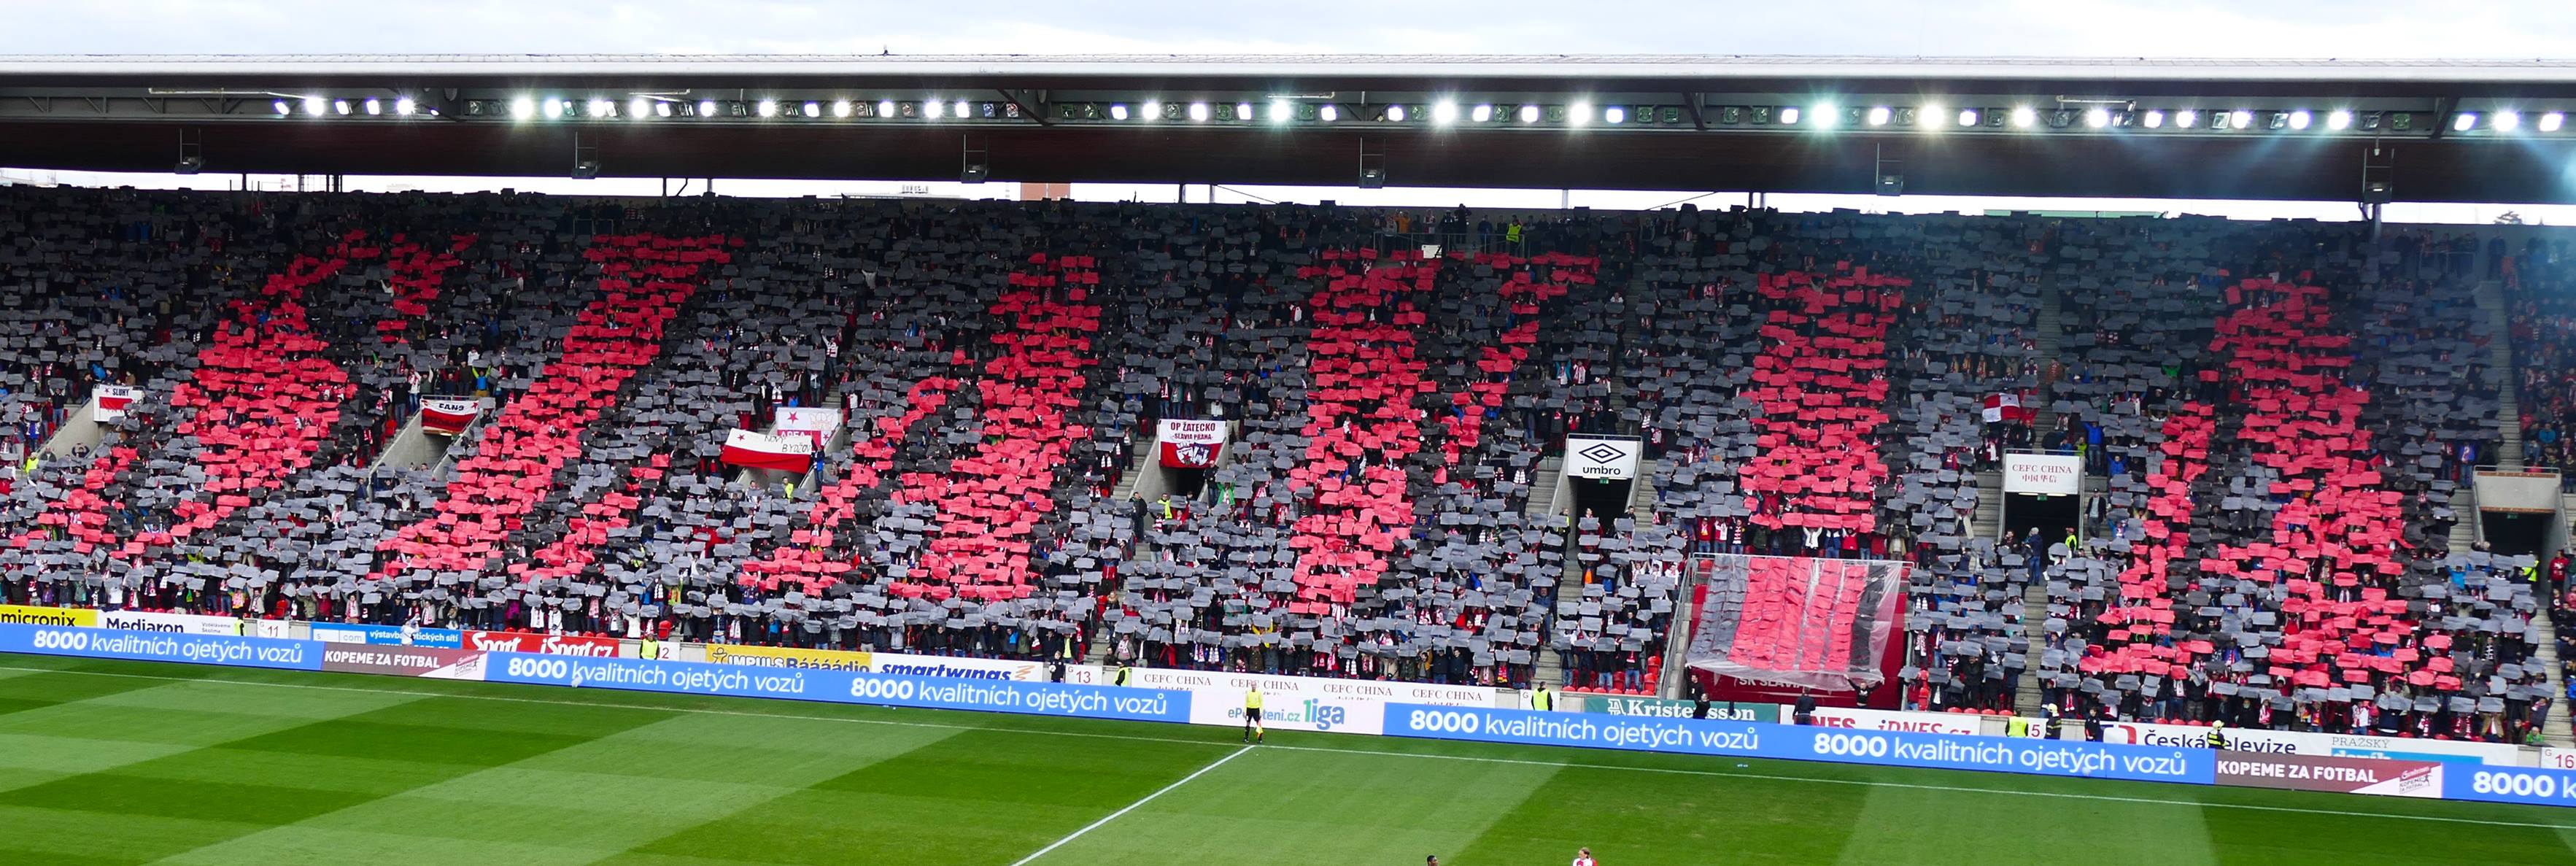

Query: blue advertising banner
[484,653,1191,724]
[2441,765,2576,808]
[1383,704,2214,786]
[309,622,464,649]
[0,622,323,671]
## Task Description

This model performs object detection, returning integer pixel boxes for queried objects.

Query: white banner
[1799,705,1984,735]
[93,385,142,422]
[1564,436,1642,481]
[1067,668,1503,735]
[2542,747,2576,771]
[867,652,1048,681]
[2099,720,2523,766]
[2003,452,2084,495]
[773,407,844,447]
[95,610,241,636]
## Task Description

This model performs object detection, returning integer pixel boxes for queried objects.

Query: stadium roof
[2,53,2573,203]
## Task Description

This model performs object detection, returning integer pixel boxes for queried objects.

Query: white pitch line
[7,662,2576,832]
[1005,743,1255,866]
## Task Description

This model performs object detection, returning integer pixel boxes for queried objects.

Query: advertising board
[320,645,490,679]
[703,643,872,670]
[0,622,320,670]
[309,622,464,649]
[463,630,623,657]
[0,604,96,627]
[484,652,1191,724]
[1385,703,2213,785]
[96,611,242,636]
[2097,720,2522,766]
[1563,694,1781,723]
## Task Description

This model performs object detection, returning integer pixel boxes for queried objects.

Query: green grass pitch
[1,655,2573,865]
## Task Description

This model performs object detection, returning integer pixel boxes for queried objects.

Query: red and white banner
[773,407,843,448]
[2214,754,2445,798]
[1799,705,1983,735]
[318,646,489,679]
[93,385,142,422]
[463,630,623,657]
[1981,392,2033,424]
[1156,419,1229,468]
[420,398,482,436]
[721,428,813,472]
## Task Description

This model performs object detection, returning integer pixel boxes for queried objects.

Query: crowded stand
[0,185,2566,746]
[2037,221,2547,743]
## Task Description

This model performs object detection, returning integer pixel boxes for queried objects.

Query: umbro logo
[1578,442,1628,464]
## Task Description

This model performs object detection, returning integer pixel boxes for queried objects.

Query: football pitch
[0,657,2572,866]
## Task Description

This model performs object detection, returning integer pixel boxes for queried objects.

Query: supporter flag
[93,385,142,422]
[419,398,482,436]
[1981,393,2033,424]
[1156,419,1229,468]
[721,428,813,472]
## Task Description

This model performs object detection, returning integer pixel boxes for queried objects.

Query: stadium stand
[0,186,2565,743]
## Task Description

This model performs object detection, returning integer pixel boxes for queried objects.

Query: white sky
[7,1,2576,223]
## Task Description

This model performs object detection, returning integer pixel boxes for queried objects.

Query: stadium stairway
[2477,279,2525,468]
[2011,274,2062,716]
[1971,470,2003,541]
[2031,277,2066,435]
[1628,459,1658,514]
[2449,486,2481,552]
[2537,595,2572,746]
[1524,456,1564,519]
[369,411,441,473]
[31,398,103,463]
[1107,436,1152,503]
[2016,567,2049,714]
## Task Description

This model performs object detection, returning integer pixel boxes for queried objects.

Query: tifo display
[0,188,2568,814]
